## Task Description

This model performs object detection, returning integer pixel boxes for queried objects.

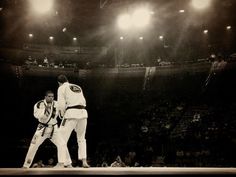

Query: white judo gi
[57,82,88,161]
[23,99,72,168]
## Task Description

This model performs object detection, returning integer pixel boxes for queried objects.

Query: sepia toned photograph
[0,0,236,176]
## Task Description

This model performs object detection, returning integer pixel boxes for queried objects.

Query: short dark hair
[45,90,54,96]
[57,74,68,84]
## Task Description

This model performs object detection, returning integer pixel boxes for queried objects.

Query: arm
[57,85,66,117]
[33,101,48,122]
[53,101,60,119]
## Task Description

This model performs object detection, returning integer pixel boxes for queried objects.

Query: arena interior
[0,0,236,176]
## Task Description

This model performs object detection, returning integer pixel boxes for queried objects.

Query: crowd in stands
[24,56,77,69]
[19,84,236,168]
[23,54,222,70]
[1,51,236,168]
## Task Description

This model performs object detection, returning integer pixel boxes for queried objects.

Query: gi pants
[23,124,71,168]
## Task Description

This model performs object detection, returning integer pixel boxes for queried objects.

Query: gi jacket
[34,100,58,125]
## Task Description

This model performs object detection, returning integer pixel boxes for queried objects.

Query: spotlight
[30,0,54,14]
[29,33,33,38]
[117,14,131,30]
[62,27,67,32]
[132,8,151,28]
[191,0,212,10]
[139,36,143,40]
[203,30,208,34]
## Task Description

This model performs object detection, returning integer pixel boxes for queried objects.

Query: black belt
[39,122,57,127]
[66,105,86,110]
[39,123,57,139]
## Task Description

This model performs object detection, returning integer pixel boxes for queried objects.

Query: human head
[116,155,122,162]
[48,158,54,165]
[57,74,68,86]
[216,53,224,61]
[44,90,54,103]
[38,160,44,165]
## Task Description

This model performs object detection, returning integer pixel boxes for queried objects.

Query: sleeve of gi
[53,101,60,119]
[33,101,47,122]
[57,85,66,117]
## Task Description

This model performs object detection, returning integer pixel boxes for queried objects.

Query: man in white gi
[23,90,72,168]
[56,75,90,168]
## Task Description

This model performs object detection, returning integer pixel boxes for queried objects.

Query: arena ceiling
[0,0,236,52]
